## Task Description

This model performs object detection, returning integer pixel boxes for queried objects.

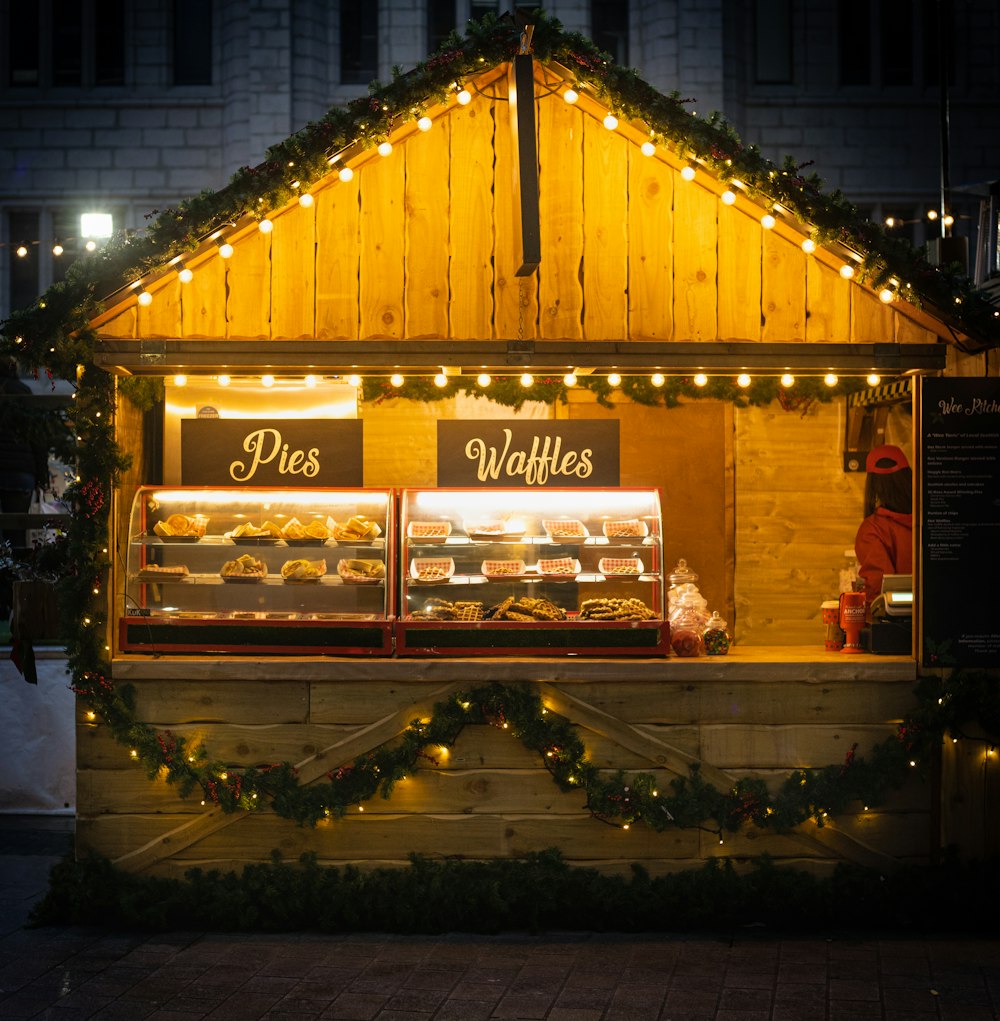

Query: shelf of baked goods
[120,486,395,655]
[397,487,667,656]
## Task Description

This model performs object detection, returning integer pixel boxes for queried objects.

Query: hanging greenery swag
[71,668,999,840]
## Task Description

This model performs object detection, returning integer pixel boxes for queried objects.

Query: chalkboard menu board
[437,421,620,488]
[921,378,1000,666]
[181,419,363,486]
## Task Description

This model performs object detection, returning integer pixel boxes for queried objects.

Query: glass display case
[397,488,668,656]
[119,486,394,655]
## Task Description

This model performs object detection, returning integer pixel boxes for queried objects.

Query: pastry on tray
[336,558,385,582]
[152,513,207,537]
[333,515,382,541]
[280,558,327,581]
[220,554,267,579]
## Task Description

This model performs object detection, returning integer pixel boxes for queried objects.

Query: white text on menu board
[229,427,321,481]
[465,429,594,485]
[939,396,1000,415]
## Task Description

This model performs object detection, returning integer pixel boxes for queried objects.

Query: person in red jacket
[854,444,913,616]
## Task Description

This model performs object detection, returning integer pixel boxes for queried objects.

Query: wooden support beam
[508,54,541,275]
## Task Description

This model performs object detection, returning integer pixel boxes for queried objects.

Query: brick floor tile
[429,998,495,1021]
[717,986,773,1012]
[828,977,881,1001]
[322,990,389,1019]
[490,991,556,1018]
[546,1008,605,1021]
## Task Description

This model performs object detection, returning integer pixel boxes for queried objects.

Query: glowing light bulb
[177,266,193,283]
[261,374,275,387]
[377,141,393,157]
[943,214,954,227]
[338,166,354,182]
[173,374,187,387]
[477,373,491,387]
[721,190,736,205]
[885,216,896,228]
[418,116,432,131]
[824,373,839,387]
[839,264,855,279]
[217,374,231,387]
[878,287,894,303]
[258,218,273,233]
[607,373,621,387]
[217,241,234,259]
[780,373,795,387]
[651,373,665,387]
[693,373,708,387]
[603,113,618,130]
[801,238,816,253]
[15,245,28,258]
[136,289,152,307]
[304,374,317,387]
[737,373,752,388]
[85,239,97,252]
[641,141,655,157]
[563,372,577,387]
[866,373,881,386]
[927,209,938,221]
[52,243,64,256]
[680,165,696,181]
[390,373,405,387]
[761,213,776,229]
[457,89,471,105]
[520,373,534,387]
[434,373,448,387]
[347,374,362,387]
[563,88,579,104]
[298,192,314,207]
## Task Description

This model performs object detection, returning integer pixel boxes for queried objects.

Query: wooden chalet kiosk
[62,28,999,878]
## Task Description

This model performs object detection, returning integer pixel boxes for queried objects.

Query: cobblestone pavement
[2,818,998,1021]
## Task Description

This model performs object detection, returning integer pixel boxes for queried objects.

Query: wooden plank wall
[79,667,925,877]
[98,70,946,348]
[734,401,867,646]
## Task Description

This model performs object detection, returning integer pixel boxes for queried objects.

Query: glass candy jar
[702,611,731,656]
[670,604,704,657]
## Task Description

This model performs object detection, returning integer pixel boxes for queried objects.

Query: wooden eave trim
[92,337,947,375]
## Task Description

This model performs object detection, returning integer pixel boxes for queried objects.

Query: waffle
[579,597,656,621]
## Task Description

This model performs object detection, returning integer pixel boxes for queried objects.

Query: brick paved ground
[2,817,998,1021]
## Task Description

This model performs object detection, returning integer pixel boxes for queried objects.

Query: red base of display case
[395,619,670,656]
[119,617,394,655]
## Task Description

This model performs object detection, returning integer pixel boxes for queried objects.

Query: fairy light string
[73,672,998,837]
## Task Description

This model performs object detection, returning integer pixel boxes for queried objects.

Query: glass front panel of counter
[397,488,668,656]
[119,487,394,655]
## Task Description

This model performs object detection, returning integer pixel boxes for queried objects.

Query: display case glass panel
[397,488,667,656]
[120,486,394,654]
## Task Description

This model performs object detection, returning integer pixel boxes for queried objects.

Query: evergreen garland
[71,670,999,841]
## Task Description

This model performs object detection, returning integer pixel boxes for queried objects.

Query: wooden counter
[80,648,923,877]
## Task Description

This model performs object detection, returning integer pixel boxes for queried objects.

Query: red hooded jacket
[854,507,913,612]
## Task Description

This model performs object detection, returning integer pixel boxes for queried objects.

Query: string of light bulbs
[165,371,884,390]
[80,78,924,317]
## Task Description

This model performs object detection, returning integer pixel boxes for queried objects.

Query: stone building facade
[1,0,998,321]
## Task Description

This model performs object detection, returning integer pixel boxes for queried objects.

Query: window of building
[8,6,40,86]
[340,0,378,85]
[592,0,629,65]
[428,0,455,54]
[838,0,954,88]
[754,0,793,84]
[7,212,41,315]
[6,0,125,88]
[94,0,126,86]
[173,0,213,86]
